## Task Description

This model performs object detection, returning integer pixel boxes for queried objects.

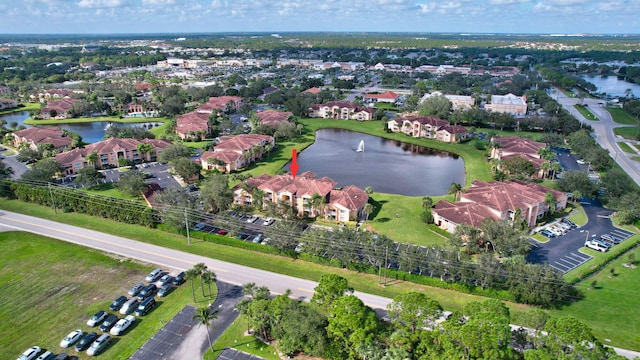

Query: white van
[119,298,139,315]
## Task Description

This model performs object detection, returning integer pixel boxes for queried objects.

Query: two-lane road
[0,210,392,311]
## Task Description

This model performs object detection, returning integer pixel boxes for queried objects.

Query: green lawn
[617,142,636,154]
[607,106,640,125]
[567,203,588,226]
[613,126,638,140]
[530,233,549,243]
[574,104,598,121]
[80,183,145,202]
[0,102,40,115]
[24,116,171,126]
[632,156,640,162]
[0,231,213,360]
[551,244,640,350]
[208,316,279,360]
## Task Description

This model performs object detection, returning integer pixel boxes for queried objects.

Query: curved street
[553,88,640,186]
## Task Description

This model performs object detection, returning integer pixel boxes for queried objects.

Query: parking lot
[527,199,635,273]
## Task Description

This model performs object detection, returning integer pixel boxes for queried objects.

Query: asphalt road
[527,199,635,273]
[0,152,29,179]
[1,210,639,359]
[553,88,640,186]
[0,210,392,311]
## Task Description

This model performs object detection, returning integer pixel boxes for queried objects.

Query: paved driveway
[527,199,635,273]
[0,153,29,179]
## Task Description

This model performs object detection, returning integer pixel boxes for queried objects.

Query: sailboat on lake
[356,139,365,152]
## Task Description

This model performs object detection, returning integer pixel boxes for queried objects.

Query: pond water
[287,129,465,196]
[579,75,640,98]
[0,111,162,143]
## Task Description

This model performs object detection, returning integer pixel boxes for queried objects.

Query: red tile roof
[363,91,400,100]
[330,185,369,210]
[303,87,321,94]
[433,200,499,227]
[176,111,210,134]
[255,110,292,127]
[13,127,72,149]
[197,96,243,112]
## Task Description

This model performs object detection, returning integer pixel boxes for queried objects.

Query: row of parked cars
[538,218,577,238]
[585,233,623,252]
[16,268,185,360]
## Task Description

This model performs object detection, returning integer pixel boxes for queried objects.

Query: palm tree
[422,196,433,211]
[545,192,556,215]
[192,306,218,354]
[242,282,257,298]
[185,268,199,302]
[137,143,155,163]
[364,186,374,195]
[193,262,208,297]
[363,203,374,222]
[448,182,462,202]
[201,270,217,298]
[86,151,99,168]
[264,143,274,160]
[571,190,583,204]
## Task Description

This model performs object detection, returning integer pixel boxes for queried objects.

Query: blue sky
[1,0,639,35]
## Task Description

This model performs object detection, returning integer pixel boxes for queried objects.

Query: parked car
[158,274,174,287]
[192,223,206,231]
[17,346,41,360]
[145,268,164,282]
[236,233,250,240]
[601,234,621,244]
[546,227,562,237]
[172,271,185,285]
[87,310,107,327]
[246,215,259,223]
[158,284,174,297]
[577,159,586,165]
[86,333,111,356]
[110,315,135,336]
[109,295,128,311]
[262,217,275,226]
[561,218,577,227]
[119,298,139,315]
[35,351,54,360]
[585,241,609,252]
[217,229,228,235]
[252,234,263,243]
[137,284,158,300]
[135,296,157,316]
[592,238,612,249]
[74,332,98,352]
[128,282,145,296]
[99,314,119,332]
[261,237,271,245]
[539,230,555,238]
[60,329,83,348]
[53,353,70,360]
[556,222,571,231]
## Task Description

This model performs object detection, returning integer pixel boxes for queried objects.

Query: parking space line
[557,258,578,267]
[550,263,568,272]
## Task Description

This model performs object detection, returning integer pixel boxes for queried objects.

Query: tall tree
[448,182,462,201]
[417,94,453,119]
[387,292,442,333]
[192,306,218,354]
[311,274,354,310]
[200,173,233,213]
[326,295,382,359]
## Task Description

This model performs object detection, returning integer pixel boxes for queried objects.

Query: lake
[288,129,465,196]
[0,111,162,143]
[579,75,640,98]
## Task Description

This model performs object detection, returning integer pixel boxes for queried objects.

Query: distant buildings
[486,93,528,116]
[233,171,369,222]
[420,91,475,111]
[55,137,172,175]
[433,179,568,233]
[309,101,376,121]
[200,134,274,173]
[363,91,402,104]
[40,98,78,119]
[386,116,470,143]
[195,96,244,114]
[0,98,18,110]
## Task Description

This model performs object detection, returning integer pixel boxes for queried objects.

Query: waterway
[288,129,465,196]
[0,111,162,143]
[579,75,640,98]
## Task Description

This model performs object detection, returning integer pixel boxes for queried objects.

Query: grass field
[0,231,214,360]
[613,126,638,140]
[574,104,599,121]
[617,142,636,154]
[632,156,640,162]
[567,203,588,226]
[80,183,144,202]
[551,245,640,350]
[0,103,40,115]
[607,106,640,125]
[208,316,279,360]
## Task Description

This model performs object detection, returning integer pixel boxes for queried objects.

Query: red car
[217,229,228,235]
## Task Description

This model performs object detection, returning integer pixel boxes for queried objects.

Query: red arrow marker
[290,148,298,179]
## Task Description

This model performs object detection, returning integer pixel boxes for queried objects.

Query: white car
[262,218,275,226]
[246,215,259,223]
[17,346,41,360]
[577,159,586,165]
[87,310,107,327]
[60,329,83,348]
[110,315,136,336]
[585,240,609,252]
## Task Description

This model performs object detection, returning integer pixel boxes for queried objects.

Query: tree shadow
[375,217,391,223]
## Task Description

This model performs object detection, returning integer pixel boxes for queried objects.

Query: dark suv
[137,284,158,300]
[74,331,98,352]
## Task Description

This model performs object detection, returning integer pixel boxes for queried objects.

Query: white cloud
[142,0,177,5]
[489,0,531,4]
[77,0,126,8]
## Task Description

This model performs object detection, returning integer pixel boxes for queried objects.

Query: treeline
[237,275,620,360]
[1,180,572,307]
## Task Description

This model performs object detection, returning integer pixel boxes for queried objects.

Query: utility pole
[184,208,190,245]
[48,183,57,214]
[383,245,388,286]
